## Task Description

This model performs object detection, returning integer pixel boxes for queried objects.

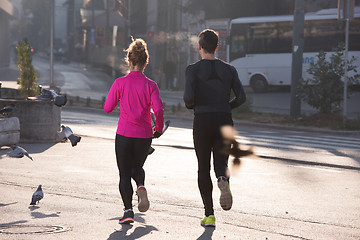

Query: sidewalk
[1,58,360,239]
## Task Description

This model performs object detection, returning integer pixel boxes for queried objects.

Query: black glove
[153,131,162,138]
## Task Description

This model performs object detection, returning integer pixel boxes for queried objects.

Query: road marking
[288,135,360,146]
[292,165,342,173]
[239,172,278,175]
[239,134,360,151]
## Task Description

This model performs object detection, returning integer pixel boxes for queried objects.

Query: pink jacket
[104,71,164,138]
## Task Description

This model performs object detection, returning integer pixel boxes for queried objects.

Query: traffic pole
[290,0,305,119]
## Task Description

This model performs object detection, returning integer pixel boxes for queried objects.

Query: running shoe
[218,176,233,210]
[119,210,134,224]
[136,186,150,212]
[201,215,216,227]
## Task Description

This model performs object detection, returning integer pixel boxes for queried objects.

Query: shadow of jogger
[196,227,215,240]
[107,224,158,240]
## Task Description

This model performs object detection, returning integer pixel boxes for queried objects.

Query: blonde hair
[125,37,149,69]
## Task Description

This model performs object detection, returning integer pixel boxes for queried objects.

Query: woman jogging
[104,38,164,224]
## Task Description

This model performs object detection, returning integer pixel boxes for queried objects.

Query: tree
[299,43,360,114]
[16,38,40,98]
[21,0,50,51]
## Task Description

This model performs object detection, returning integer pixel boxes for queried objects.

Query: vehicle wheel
[251,75,268,93]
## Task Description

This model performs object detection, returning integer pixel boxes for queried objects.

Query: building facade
[0,0,14,68]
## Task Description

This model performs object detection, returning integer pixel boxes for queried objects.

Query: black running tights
[115,134,152,210]
[193,112,232,217]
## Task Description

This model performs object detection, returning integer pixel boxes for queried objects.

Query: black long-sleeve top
[183,59,246,114]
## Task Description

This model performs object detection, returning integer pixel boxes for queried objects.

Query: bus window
[246,22,292,54]
[229,25,247,61]
[349,19,360,51]
[304,19,345,52]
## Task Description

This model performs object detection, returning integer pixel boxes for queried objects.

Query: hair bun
[125,38,149,68]
[134,40,145,51]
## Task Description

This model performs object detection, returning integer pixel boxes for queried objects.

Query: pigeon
[223,139,254,165]
[150,111,170,135]
[220,126,253,166]
[35,89,67,107]
[148,120,171,155]
[30,185,44,205]
[0,104,15,116]
[8,145,33,161]
[56,128,67,142]
[61,125,81,147]
[152,120,171,139]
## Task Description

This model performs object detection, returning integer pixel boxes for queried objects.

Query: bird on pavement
[30,185,44,205]
[8,145,33,161]
[0,104,15,117]
[60,125,81,147]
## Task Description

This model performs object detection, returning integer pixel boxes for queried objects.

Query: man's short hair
[198,29,219,54]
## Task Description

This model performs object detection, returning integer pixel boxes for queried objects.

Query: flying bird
[60,125,81,147]
[0,104,15,116]
[30,185,44,205]
[8,145,33,161]
[152,120,171,139]
[56,127,67,142]
[34,89,67,107]
[148,120,171,155]
[223,139,254,165]
[220,126,253,166]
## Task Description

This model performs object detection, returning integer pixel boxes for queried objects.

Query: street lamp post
[50,0,54,86]
[338,0,354,124]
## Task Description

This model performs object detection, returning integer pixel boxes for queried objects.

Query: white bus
[228,7,360,92]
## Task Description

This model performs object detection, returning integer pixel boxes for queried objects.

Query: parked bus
[228,7,360,92]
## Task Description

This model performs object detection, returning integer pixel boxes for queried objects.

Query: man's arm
[229,66,246,109]
[183,65,196,109]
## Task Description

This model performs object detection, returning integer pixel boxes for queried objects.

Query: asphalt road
[1,55,359,239]
[1,107,360,239]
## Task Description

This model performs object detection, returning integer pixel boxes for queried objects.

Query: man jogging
[183,29,246,227]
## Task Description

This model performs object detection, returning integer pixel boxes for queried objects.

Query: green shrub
[16,38,40,98]
[299,43,360,114]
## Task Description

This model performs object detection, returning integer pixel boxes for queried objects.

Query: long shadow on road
[107,224,158,240]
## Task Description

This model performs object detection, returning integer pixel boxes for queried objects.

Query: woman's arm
[151,84,164,133]
[103,80,120,113]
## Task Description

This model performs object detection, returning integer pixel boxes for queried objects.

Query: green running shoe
[218,176,233,210]
[201,215,216,227]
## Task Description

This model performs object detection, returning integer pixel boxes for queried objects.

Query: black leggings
[115,134,152,210]
[193,112,233,216]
